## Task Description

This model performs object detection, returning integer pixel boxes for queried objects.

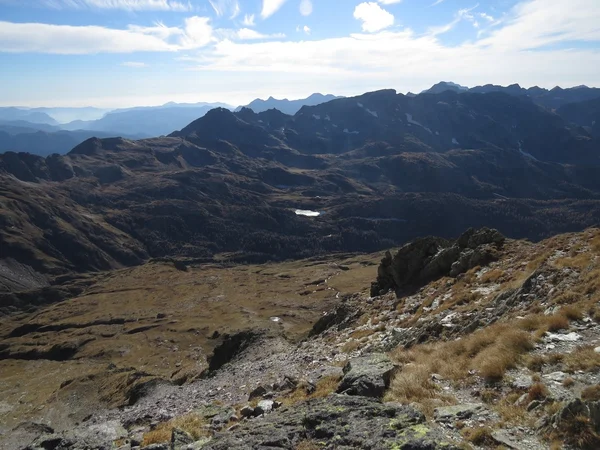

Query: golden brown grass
[461,427,495,446]
[581,384,600,401]
[562,377,575,388]
[559,305,583,321]
[563,346,600,373]
[341,340,361,353]
[141,413,209,446]
[527,383,549,402]
[350,328,376,340]
[279,375,342,406]
[553,253,593,270]
[480,268,504,284]
[546,314,570,332]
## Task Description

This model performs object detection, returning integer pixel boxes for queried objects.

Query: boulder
[254,400,274,416]
[171,428,194,450]
[239,405,254,418]
[371,228,504,296]
[336,353,397,398]
[433,403,486,422]
[199,394,459,450]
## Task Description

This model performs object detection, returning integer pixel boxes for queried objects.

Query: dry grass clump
[559,305,583,321]
[279,375,342,406]
[388,323,535,407]
[545,314,570,332]
[526,354,545,371]
[553,252,593,270]
[141,413,209,446]
[350,328,376,340]
[582,269,600,295]
[341,340,361,353]
[480,268,504,284]
[527,383,549,402]
[562,377,575,388]
[552,291,585,306]
[563,346,600,373]
[581,384,600,401]
[461,427,495,446]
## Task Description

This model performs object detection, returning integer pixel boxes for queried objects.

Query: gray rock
[200,394,459,450]
[544,371,568,383]
[141,444,170,450]
[248,385,267,400]
[594,346,600,354]
[239,406,254,418]
[527,400,542,412]
[434,403,486,422]
[254,400,274,416]
[337,353,397,398]
[171,428,194,450]
[491,430,520,449]
[371,227,504,296]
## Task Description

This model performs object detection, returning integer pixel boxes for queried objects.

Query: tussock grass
[563,346,600,373]
[559,305,583,321]
[141,413,209,446]
[279,375,342,406]
[295,441,322,450]
[480,268,504,284]
[581,384,600,401]
[549,414,600,450]
[461,427,495,446]
[527,383,549,402]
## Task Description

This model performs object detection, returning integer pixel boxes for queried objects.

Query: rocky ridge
[3,227,600,449]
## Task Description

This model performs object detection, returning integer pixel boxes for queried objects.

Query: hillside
[1,228,599,449]
[1,89,600,289]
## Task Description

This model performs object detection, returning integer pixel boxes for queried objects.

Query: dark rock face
[371,228,505,296]
[206,330,263,373]
[308,303,361,337]
[337,353,397,398]
[201,394,460,450]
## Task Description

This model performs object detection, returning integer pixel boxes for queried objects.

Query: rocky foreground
[3,228,600,449]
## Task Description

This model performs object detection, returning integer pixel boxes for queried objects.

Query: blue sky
[0,0,599,107]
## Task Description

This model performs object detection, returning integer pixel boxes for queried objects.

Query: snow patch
[343,128,359,135]
[405,113,432,134]
[518,141,539,161]
[366,108,378,118]
[452,137,460,145]
[295,209,321,217]
[357,102,364,108]
[313,114,321,120]
[325,114,331,121]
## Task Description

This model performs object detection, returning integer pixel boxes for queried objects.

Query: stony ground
[2,228,600,449]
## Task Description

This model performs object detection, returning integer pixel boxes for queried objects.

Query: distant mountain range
[3,85,600,278]
[236,93,342,115]
[2,84,600,157]
[422,81,600,110]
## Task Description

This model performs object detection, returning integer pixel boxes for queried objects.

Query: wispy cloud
[242,14,256,27]
[354,2,395,33]
[42,0,192,11]
[261,0,287,19]
[208,0,240,19]
[431,0,445,6]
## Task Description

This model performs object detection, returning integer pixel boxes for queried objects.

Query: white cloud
[261,0,287,19]
[242,14,256,26]
[480,12,494,22]
[42,0,192,11]
[377,0,402,4]
[297,25,311,34]
[354,2,395,33]
[230,28,285,40]
[121,61,147,67]
[209,0,240,19]
[431,0,445,5]
[299,0,312,16]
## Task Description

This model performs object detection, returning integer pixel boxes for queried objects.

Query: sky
[0,0,599,108]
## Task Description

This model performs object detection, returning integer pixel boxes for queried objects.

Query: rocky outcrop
[371,228,505,296]
[337,353,397,398]
[201,394,459,450]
